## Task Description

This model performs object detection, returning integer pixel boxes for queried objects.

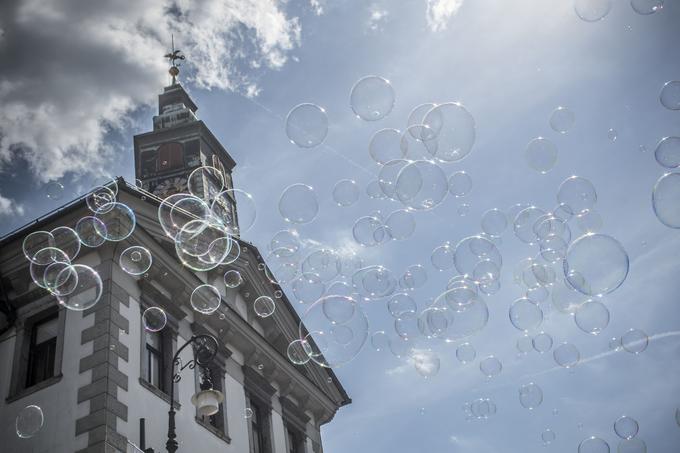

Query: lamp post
[166,334,224,453]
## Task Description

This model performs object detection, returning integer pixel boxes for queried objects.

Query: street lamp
[165,334,223,453]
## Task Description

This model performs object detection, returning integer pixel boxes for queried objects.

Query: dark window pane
[184,140,201,167]
[26,316,58,387]
[157,142,184,172]
[140,151,156,177]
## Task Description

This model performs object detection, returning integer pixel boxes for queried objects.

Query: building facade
[0,76,350,453]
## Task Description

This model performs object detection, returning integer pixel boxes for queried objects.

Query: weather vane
[164,34,185,85]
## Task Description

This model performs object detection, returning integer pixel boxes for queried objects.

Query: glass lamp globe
[191,388,224,417]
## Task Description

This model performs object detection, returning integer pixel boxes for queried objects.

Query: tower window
[157,142,184,172]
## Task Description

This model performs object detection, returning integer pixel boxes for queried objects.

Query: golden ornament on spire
[164,34,185,85]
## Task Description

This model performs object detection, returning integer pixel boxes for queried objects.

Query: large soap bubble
[578,436,610,453]
[56,264,103,311]
[422,102,476,162]
[286,103,328,148]
[279,184,319,224]
[299,295,369,368]
[652,172,680,228]
[369,128,404,165]
[394,160,448,210]
[16,405,44,438]
[654,137,680,168]
[660,81,680,110]
[549,106,575,133]
[574,0,612,22]
[349,75,395,121]
[120,246,153,276]
[190,284,221,315]
[557,176,597,215]
[525,137,558,174]
[564,233,629,296]
[631,0,664,15]
[94,202,136,242]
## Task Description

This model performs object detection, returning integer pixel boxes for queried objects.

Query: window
[287,428,304,453]
[184,139,201,167]
[145,330,163,390]
[157,142,184,172]
[25,315,58,388]
[140,150,156,177]
[248,398,271,453]
[196,365,227,435]
[7,304,65,401]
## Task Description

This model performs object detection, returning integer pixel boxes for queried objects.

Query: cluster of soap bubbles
[651,100,680,228]
[463,398,497,421]
[21,179,145,312]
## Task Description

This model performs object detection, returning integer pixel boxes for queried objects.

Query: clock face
[151,176,188,198]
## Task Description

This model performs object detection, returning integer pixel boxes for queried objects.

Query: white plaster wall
[0,307,92,453]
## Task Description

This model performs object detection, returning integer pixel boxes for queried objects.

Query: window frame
[138,300,177,406]
[6,298,66,402]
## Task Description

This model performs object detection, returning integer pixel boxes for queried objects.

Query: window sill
[195,417,231,444]
[138,378,180,410]
[6,374,63,404]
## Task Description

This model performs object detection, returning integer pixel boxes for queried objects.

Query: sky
[2,0,680,452]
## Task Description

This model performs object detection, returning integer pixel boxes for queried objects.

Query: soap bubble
[253,296,275,318]
[370,331,390,353]
[621,328,649,354]
[279,184,319,224]
[557,176,597,215]
[553,342,580,368]
[86,186,115,213]
[448,171,472,197]
[302,249,340,282]
[552,279,588,313]
[16,405,44,438]
[578,436,610,453]
[516,334,533,355]
[541,429,556,445]
[394,160,448,210]
[532,332,553,353]
[385,209,416,240]
[287,339,310,365]
[660,81,680,110]
[654,136,680,168]
[574,0,613,22]
[514,206,547,244]
[431,244,455,271]
[576,209,603,233]
[564,233,629,296]
[300,295,368,367]
[574,299,609,335]
[479,356,502,378]
[333,179,360,207]
[292,273,325,304]
[407,103,436,134]
[120,246,152,275]
[143,307,167,332]
[211,189,256,235]
[56,264,103,311]
[224,270,243,288]
[387,293,417,318]
[270,230,300,257]
[400,264,427,290]
[422,102,476,162]
[630,0,663,15]
[614,415,639,440]
[378,159,409,199]
[652,172,680,228]
[190,284,221,315]
[456,342,476,363]
[616,438,647,453]
[353,215,389,247]
[187,166,224,200]
[519,382,543,409]
[23,231,55,263]
[94,202,136,242]
[285,103,328,148]
[481,209,508,237]
[369,128,404,165]
[50,226,81,261]
[350,75,395,121]
[550,106,575,133]
[525,137,558,173]
[401,125,438,161]
[352,265,397,300]
[45,181,64,200]
[75,216,107,248]
[509,297,543,332]
[453,235,502,277]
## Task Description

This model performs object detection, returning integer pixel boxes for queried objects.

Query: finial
[164,34,185,85]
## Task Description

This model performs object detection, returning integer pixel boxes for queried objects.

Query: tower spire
[164,34,185,85]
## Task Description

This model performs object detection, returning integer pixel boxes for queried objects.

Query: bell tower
[133,41,238,231]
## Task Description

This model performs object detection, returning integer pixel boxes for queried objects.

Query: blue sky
[2,0,680,452]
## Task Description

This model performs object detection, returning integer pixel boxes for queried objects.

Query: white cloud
[0,0,301,185]
[310,0,325,16]
[0,193,24,217]
[425,0,464,32]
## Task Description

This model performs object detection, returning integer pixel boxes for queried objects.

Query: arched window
[157,142,184,172]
